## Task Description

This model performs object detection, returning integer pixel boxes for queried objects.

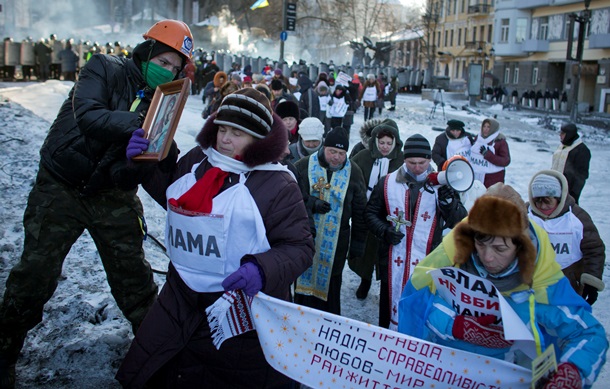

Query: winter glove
[543,362,582,389]
[222,262,264,297]
[582,284,598,305]
[384,228,405,245]
[479,145,488,155]
[437,185,459,212]
[126,128,149,159]
[452,315,513,348]
[312,198,331,214]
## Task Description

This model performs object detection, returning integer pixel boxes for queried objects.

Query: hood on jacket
[528,169,569,220]
[213,71,228,88]
[316,81,329,95]
[333,85,347,99]
[368,119,403,159]
[358,118,383,150]
[560,123,579,146]
[298,75,313,92]
[481,117,500,139]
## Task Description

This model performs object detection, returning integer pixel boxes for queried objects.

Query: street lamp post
[476,46,495,100]
[569,0,592,122]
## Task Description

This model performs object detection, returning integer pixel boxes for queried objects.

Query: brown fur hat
[453,183,536,285]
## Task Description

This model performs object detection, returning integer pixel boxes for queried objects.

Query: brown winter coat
[116,113,314,388]
[527,170,605,295]
[359,79,382,108]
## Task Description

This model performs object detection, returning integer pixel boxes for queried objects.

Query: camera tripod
[429,88,446,120]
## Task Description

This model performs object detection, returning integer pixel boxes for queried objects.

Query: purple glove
[126,128,149,159]
[222,262,264,297]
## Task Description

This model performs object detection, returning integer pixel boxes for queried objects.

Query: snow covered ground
[0,80,608,388]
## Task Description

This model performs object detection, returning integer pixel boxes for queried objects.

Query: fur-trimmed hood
[358,119,383,149]
[452,183,536,286]
[367,120,403,159]
[196,112,288,167]
[213,71,227,88]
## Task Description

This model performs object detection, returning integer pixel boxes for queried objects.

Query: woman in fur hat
[527,170,605,306]
[398,183,607,389]
[469,117,510,188]
[117,88,314,388]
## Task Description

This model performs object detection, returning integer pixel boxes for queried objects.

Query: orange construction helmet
[143,19,194,59]
[442,155,469,171]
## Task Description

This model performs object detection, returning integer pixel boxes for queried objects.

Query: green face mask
[141,61,175,89]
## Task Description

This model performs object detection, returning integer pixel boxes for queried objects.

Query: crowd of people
[0,19,606,389]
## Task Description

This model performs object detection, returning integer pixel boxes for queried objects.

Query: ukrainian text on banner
[251,293,531,389]
[430,267,537,359]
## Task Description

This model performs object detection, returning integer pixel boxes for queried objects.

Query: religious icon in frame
[133,78,190,161]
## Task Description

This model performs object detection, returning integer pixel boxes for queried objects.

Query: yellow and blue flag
[250,0,269,10]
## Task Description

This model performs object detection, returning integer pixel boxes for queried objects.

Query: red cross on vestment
[421,211,431,221]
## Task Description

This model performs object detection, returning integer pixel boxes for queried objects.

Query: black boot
[356,279,372,300]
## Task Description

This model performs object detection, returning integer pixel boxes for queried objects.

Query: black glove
[582,284,599,305]
[312,198,331,214]
[438,185,459,211]
[384,228,405,245]
[479,145,487,155]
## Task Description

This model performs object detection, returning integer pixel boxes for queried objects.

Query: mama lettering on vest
[168,225,221,257]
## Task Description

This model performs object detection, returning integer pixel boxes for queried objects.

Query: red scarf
[168,167,229,213]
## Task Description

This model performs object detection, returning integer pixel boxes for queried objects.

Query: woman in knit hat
[349,119,404,300]
[469,117,511,188]
[117,88,314,388]
[286,116,324,164]
[527,170,605,305]
[432,119,474,170]
[275,98,301,144]
[399,183,607,388]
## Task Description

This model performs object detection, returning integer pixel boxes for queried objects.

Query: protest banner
[251,293,531,388]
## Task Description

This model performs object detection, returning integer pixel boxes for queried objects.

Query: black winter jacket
[39,54,161,195]
[365,168,467,282]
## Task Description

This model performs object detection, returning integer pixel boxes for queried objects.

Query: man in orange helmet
[0,20,193,389]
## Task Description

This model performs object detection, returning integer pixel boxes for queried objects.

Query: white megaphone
[434,156,475,192]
